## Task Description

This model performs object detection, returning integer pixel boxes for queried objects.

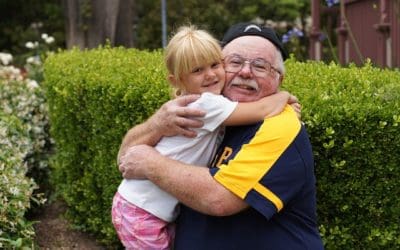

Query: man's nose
[238,62,252,78]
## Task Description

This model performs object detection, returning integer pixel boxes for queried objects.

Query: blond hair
[165,25,222,95]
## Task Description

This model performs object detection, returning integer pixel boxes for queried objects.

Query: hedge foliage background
[43,47,171,245]
[44,48,400,249]
[284,58,400,249]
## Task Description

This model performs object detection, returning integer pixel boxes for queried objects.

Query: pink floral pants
[111,192,175,250]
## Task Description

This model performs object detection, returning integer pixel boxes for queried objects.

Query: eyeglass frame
[222,53,282,78]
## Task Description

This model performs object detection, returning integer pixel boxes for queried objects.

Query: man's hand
[119,145,160,179]
[151,94,206,138]
[119,145,248,216]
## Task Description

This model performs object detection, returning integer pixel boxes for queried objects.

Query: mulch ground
[33,199,107,249]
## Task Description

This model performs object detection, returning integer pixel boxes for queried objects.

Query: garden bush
[43,46,170,245]
[44,48,400,249]
[284,58,400,249]
[0,61,49,248]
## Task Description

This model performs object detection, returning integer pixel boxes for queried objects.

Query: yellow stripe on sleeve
[254,182,283,211]
[214,105,301,205]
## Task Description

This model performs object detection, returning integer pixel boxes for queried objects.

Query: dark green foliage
[1,0,310,62]
[0,0,64,65]
[44,49,400,248]
[135,0,309,49]
[283,57,400,249]
[43,47,170,245]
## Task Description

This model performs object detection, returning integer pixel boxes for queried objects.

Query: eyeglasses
[223,54,281,78]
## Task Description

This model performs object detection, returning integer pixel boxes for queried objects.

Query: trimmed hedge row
[44,48,400,249]
[43,46,170,245]
[284,58,400,249]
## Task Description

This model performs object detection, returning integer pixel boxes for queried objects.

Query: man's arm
[119,145,248,216]
[117,94,206,163]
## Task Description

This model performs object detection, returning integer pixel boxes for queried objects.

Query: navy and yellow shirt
[174,106,324,250]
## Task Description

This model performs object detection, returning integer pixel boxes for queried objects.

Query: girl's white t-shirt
[118,92,238,222]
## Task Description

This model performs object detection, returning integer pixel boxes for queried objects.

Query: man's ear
[279,74,284,84]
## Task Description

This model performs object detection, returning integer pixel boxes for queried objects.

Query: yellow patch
[214,106,301,207]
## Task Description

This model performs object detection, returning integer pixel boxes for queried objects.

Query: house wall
[344,0,380,65]
[310,0,399,68]
[391,2,400,67]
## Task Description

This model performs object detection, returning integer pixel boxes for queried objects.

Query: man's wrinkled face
[222,36,282,102]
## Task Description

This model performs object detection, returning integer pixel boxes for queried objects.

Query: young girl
[112,25,295,249]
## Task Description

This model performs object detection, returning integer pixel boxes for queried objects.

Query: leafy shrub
[43,46,170,245]
[0,64,49,248]
[0,113,38,249]
[0,62,53,195]
[44,48,400,248]
[283,58,400,249]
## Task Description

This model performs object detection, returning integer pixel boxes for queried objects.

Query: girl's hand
[288,94,302,120]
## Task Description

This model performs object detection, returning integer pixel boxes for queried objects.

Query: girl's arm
[222,91,298,126]
[117,95,205,163]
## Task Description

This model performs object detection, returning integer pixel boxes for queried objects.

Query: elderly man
[118,22,324,249]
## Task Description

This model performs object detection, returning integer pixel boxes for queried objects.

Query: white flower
[42,33,55,44]
[45,36,55,44]
[25,41,34,49]
[26,56,35,64]
[10,187,20,196]
[25,41,39,49]
[18,201,24,209]
[0,65,23,81]
[10,66,21,76]
[26,56,41,65]
[26,79,38,89]
[0,52,13,65]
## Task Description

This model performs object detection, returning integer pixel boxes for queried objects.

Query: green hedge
[43,46,170,245]
[284,58,400,249]
[44,48,400,249]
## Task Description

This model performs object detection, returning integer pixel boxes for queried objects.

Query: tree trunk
[62,0,134,49]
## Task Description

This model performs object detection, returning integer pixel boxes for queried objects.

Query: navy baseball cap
[221,22,288,60]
